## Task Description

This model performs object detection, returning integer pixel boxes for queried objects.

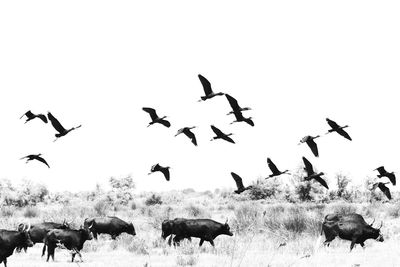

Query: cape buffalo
[84,216,136,240]
[16,220,70,253]
[161,218,191,246]
[44,225,93,262]
[0,225,33,266]
[171,218,233,247]
[321,213,384,251]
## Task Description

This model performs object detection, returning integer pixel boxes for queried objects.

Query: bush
[23,206,40,218]
[94,199,109,216]
[0,206,15,217]
[185,204,208,218]
[145,194,163,206]
[247,178,281,200]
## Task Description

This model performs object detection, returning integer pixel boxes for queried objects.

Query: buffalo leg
[71,252,76,262]
[209,240,215,247]
[42,244,46,257]
[167,235,173,246]
[199,239,205,247]
[111,234,117,240]
[47,245,55,262]
[3,258,7,267]
[350,239,357,252]
[93,231,98,240]
[360,242,365,249]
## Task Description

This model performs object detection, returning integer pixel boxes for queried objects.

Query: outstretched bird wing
[387,173,396,186]
[198,74,213,95]
[267,158,280,175]
[225,94,241,111]
[161,168,170,181]
[313,176,329,189]
[306,139,319,157]
[158,119,171,128]
[378,183,391,200]
[183,129,197,146]
[375,166,386,175]
[222,135,235,144]
[231,172,245,191]
[302,157,314,176]
[211,125,224,136]
[37,114,48,123]
[336,128,352,141]
[142,107,158,121]
[35,156,50,168]
[326,118,340,129]
[47,112,66,134]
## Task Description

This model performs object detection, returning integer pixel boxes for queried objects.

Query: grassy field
[2,190,400,267]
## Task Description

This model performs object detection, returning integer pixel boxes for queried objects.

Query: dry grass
[2,192,400,266]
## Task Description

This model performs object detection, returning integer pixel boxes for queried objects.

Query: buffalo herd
[0,213,386,265]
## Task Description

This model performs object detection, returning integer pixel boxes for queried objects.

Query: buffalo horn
[88,222,94,229]
[369,218,375,226]
[26,223,31,232]
[379,221,383,230]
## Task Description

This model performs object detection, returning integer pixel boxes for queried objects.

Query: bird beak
[147,172,152,175]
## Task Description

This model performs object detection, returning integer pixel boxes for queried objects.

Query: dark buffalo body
[44,227,93,262]
[161,218,191,246]
[171,218,233,247]
[321,213,383,251]
[0,228,33,266]
[84,216,136,240]
[17,221,70,252]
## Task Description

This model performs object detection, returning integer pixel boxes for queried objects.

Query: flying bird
[266,158,290,178]
[142,107,171,128]
[197,74,225,101]
[230,110,254,127]
[374,166,396,186]
[302,157,328,189]
[175,127,197,146]
[371,182,391,200]
[20,110,48,124]
[20,154,50,168]
[231,172,252,194]
[325,118,352,141]
[47,112,81,141]
[148,163,170,181]
[299,135,320,157]
[210,125,235,144]
[225,94,252,115]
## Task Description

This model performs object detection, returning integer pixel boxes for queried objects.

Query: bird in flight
[230,110,254,127]
[197,74,225,101]
[148,163,171,181]
[371,182,391,200]
[20,154,50,168]
[230,172,252,194]
[210,125,235,144]
[142,107,171,128]
[266,158,290,178]
[225,94,252,115]
[299,135,320,157]
[175,127,198,146]
[20,110,48,124]
[47,112,81,141]
[374,166,396,186]
[325,118,352,141]
[302,156,328,189]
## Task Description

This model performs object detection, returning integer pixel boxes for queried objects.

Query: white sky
[0,1,399,193]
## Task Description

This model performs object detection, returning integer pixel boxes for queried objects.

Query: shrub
[185,204,208,218]
[145,194,163,206]
[0,206,15,217]
[232,202,260,232]
[94,199,109,216]
[23,206,40,218]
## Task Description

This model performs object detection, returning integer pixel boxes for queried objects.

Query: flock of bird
[19,74,396,200]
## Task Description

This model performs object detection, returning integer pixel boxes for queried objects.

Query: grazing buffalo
[17,220,70,253]
[321,213,384,251]
[161,218,191,246]
[0,225,33,266]
[44,225,93,262]
[84,216,136,240]
[171,218,233,247]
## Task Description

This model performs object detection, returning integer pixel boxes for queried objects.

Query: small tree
[336,173,352,200]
